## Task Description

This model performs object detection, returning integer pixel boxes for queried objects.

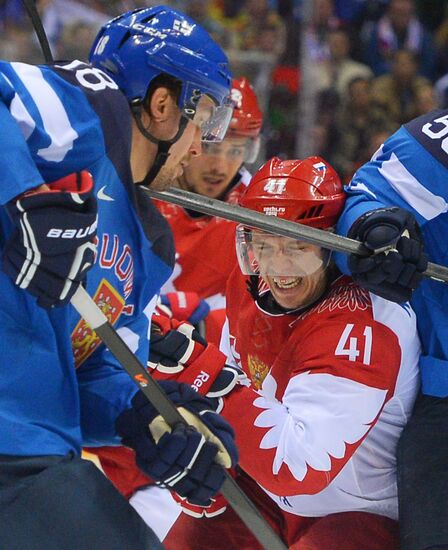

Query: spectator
[58,20,99,61]
[265,84,300,159]
[0,0,26,29]
[333,0,367,24]
[314,27,373,97]
[433,5,448,79]
[0,24,42,63]
[332,76,392,182]
[363,0,436,79]
[309,88,340,162]
[38,0,110,57]
[303,0,340,64]
[370,49,431,127]
[414,83,438,116]
[434,70,448,109]
[185,0,229,49]
[231,0,286,60]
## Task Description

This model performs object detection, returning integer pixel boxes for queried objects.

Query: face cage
[235,226,332,277]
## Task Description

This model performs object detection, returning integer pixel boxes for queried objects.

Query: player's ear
[146,86,176,123]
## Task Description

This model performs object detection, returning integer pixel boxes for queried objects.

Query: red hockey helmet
[228,77,263,138]
[239,156,345,229]
[236,156,345,276]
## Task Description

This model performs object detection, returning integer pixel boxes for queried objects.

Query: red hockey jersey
[154,169,251,343]
[220,271,420,520]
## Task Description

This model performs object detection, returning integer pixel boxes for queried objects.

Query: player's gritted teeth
[272,276,301,289]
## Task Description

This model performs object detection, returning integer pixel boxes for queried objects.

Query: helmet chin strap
[131,102,189,187]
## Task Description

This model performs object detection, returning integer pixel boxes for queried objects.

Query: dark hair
[144,73,182,109]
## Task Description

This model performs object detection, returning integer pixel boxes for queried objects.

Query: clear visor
[201,137,257,163]
[183,97,233,143]
[245,136,260,164]
[236,226,331,277]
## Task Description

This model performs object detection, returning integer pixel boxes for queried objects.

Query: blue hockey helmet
[89,6,233,142]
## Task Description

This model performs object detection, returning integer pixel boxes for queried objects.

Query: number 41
[335,324,372,365]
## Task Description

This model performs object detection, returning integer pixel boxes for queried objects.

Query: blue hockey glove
[2,171,97,308]
[116,381,238,506]
[347,207,427,303]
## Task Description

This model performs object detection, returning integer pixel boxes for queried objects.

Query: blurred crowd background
[2,0,448,182]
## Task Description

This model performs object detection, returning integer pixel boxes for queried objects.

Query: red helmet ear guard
[239,156,345,229]
[228,77,263,138]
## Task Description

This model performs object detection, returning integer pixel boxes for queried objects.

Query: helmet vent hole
[141,15,157,24]
[118,31,131,49]
[298,205,324,220]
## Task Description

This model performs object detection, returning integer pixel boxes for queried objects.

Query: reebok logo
[191,370,210,392]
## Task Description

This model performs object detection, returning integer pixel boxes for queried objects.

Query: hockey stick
[21,0,53,63]
[145,187,448,284]
[71,286,287,550]
[21,3,287,547]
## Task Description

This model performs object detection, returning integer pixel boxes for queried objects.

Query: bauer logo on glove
[2,171,97,309]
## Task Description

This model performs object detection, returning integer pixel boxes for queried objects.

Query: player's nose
[189,126,202,158]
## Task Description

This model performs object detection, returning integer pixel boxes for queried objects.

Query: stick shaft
[145,187,448,284]
[21,0,53,62]
[70,286,287,550]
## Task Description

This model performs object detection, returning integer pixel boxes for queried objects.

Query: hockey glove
[148,317,209,375]
[172,490,228,518]
[347,207,428,303]
[160,291,210,325]
[148,317,243,410]
[116,381,238,506]
[2,171,97,308]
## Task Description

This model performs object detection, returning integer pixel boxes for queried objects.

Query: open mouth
[203,176,225,186]
[272,276,302,289]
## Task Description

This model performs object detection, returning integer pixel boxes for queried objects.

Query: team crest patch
[72,279,125,368]
[247,354,269,389]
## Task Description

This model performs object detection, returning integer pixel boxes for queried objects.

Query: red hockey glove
[172,491,228,518]
[148,316,243,408]
[160,291,210,324]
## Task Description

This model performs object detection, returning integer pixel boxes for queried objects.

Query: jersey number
[422,114,448,154]
[57,60,119,92]
[335,324,372,365]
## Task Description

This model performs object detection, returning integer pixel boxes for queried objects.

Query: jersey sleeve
[336,115,448,274]
[76,309,152,447]
[0,99,43,203]
[222,313,401,497]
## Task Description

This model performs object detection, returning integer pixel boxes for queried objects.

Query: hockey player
[0,7,238,550]
[335,110,448,549]
[160,157,420,549]
[154,76,263,343]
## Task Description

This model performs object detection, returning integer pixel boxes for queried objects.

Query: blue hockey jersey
[0,60,174,455]
[336,109,448,397]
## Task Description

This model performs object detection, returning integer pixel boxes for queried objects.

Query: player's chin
[150,170,175,191]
